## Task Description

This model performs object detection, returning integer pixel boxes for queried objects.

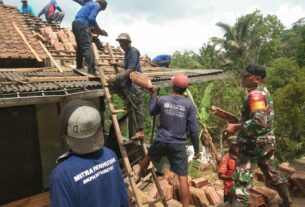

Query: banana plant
[187,83,220,164]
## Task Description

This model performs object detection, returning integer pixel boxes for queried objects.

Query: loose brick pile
[134,167,222,207]
[40,26,76,52]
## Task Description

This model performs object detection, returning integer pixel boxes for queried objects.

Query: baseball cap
[240,63,266,79]
[59,99,104,154]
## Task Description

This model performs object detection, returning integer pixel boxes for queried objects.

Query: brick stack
[160,170,221,207]
[40,26,76,52]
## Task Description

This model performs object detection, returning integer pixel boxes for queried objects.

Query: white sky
[8,0,305,58]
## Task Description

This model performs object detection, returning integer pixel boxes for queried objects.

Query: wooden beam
[0,67,53,73]
[143,70,187,77]
[27,76,89,83]
[106,42,119,73]
[38,41,64,73]
[0,89,104,108]
[12,22,43,62]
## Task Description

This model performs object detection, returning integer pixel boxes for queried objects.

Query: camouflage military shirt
[238,85,275,155]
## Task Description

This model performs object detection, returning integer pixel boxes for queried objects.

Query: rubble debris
[191,177,209,188]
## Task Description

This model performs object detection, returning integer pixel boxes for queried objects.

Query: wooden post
[13,22,43,62]
[38,41,64,73]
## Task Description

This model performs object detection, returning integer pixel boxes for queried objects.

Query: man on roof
[19,0,36,16]
[72,0,108,75]
[38,0,65,24]
[72,0,105,51]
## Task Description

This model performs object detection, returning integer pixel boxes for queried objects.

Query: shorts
[148,141,188,176]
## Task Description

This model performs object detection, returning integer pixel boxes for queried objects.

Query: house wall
[36,103,62,189]
[35,98,102,189]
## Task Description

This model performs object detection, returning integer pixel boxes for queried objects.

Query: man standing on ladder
[136,73,200,207]
[108,33,144,140]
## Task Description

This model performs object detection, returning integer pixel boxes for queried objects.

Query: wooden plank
[106,42,119,73]
[12,22,43,62]
[143,70,187,77]
[38,41,63,73]
[73,69,95,79]
[1,192,50,207]
[0,67,53,73]
[27,76,89,83]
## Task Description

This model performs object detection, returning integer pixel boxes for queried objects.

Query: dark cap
[241,63,266,79]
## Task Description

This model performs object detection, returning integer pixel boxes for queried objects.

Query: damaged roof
[0,5,47,60]
[0,3,228,107]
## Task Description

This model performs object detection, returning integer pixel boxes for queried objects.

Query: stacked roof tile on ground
[0,5,47,60]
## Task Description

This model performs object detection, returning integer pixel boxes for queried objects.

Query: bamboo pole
[12,22,43,62]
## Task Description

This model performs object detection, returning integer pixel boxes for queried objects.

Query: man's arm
[37,7,44,17]
[55,4,63,12]
[187,103,199,154]
[115,49,139,81]
[88,3,100,27]
[149,94,160,116]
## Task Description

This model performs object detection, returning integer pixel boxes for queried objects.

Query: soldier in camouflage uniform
[226,63,291,207]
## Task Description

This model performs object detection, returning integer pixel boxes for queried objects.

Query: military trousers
[233,140,287,206]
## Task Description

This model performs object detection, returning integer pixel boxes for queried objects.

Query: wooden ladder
[93,43,168,207]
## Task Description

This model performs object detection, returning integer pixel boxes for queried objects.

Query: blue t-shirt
[73,0,92,6]
[49,147,130,207]
[150,94,199,153]
[74,2,101,26]
[20,4,36,15]
[124,47,141,72]
[152,54,171,62]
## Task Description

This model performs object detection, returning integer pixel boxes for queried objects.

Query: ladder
[93,43,168,207]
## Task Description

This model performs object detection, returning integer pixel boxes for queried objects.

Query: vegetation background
[110,10,305,164]
[169,10,305,162]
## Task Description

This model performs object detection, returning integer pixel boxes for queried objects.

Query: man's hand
[193,152,201,160]
[149,87,157,95]
[107,75,117,83]
[225,123,243,134]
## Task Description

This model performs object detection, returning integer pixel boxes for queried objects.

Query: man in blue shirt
[19,0,36,16]
[49,99,130,207]
[72,0,108,74]
[136,73,200,207]
[108,33,144,140]
[152,54,171,68]
[72,0,105,51]
[38,0,64,24]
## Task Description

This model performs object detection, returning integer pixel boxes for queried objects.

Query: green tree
[265,57,300,92]
[296,26,305,67]
[274,72,305,160]
[212,10,284,70]
[195,41,231,69]
[171,51,201,69]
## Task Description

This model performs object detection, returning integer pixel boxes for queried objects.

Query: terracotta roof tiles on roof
[0,5,47,60]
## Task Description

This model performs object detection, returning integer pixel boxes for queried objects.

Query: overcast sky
[8,0,305,58]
